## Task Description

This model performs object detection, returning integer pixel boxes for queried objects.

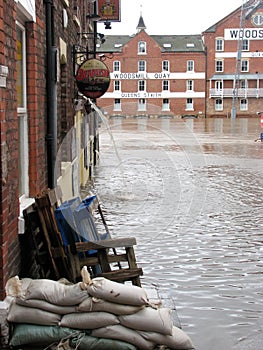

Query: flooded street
[91,117,263,350]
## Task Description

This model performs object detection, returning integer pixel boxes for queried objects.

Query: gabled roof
[97,34,205,53]
[203,0,263,33]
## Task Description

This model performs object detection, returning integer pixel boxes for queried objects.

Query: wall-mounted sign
[97,0,121,22]
[75,58,110,99]
[224,28,263,40]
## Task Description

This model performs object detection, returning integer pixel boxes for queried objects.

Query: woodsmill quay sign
[76,58,110,98]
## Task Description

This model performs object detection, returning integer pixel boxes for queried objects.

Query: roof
[96,34,205,53]
[136,15,146,31]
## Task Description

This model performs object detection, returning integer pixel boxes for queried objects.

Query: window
[187,60,194,72]
[186,80,193,91]
[162,80,169,91]
[17,23,29,198]
[253,14,263,26]
[138,41,146,54]
[242,39,249,51]
[138,80,146,91]
[241,60,249,72]
[240,99,248,111]
[162,60,169,71]
[114,98,121,111]
[138,98,146,111]
[113,61,120,71]
[215,98,223,111]
[215,60,224,72]
[138,60,146,71]
[162,98,170,111]
[240,79,247,89]
[216,38,224,51]
[186,98,193,110]
[114,80,121,91]
[215,81,223,91]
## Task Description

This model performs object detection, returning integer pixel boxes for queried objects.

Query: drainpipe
[44,0,57,189]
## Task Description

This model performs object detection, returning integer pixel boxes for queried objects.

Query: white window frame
[240,98,248,111]
[138,98,146,111]
[215,60,224,72]
[162,60,169,71]
[113,61,120,71]
[162,98,170,111]
[215,80,223,91]
[114,98,121,111]
[215,98,223,111]
[242,39,249,51]
[186,98,193,110]
[114,80,121,91]
[138,60,146,71]
[17,22,29,199]
[162,80,169,91]
[138,41,146,54]
[216,38,224,51]
[138,80,146,91]
[186,80,193,91]
[187,60,194,72]
[241,60,249,72]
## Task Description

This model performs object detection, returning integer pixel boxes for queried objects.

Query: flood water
[91,117,263,350]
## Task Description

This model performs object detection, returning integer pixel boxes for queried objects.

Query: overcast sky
[97,0,245,35]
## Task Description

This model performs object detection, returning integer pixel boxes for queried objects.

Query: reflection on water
[92,117,263,350]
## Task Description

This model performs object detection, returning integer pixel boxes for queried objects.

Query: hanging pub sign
[97,0,121,22]
[75,58,110,98]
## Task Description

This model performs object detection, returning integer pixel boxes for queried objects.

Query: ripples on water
[91,118,263,350]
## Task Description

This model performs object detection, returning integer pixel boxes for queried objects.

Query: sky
[97,0,245,36]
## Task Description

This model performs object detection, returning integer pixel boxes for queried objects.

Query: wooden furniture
[22,187,143,286]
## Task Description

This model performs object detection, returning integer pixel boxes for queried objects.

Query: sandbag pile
[5,267,195,350]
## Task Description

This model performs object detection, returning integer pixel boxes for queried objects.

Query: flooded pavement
[91,117,263,350]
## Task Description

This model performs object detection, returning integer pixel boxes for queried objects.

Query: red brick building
[0,0,98,308]
[97,18,206,117]
[203,0,263,117]
[97,0,263,118]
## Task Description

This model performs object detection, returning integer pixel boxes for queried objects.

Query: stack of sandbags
[5,267,195,350]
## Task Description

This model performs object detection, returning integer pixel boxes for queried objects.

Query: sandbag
[77,297,144,315]
[119,306,173,335]
[60,311,119,329]
[9,324,82,347]
[23,279,88,305]
[92,324,155,350]
[70,334,137,350]
[5,276,32,297]
[16,298,77,315]
[139,326,195,349]
[7,303,61,326]
[86,277,148,306]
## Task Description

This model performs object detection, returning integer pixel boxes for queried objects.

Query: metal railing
[210,88,263,98]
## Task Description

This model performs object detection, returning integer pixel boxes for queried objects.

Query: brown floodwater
[90,117,263,350]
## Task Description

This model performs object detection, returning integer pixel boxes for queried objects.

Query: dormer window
[138,41,146,54]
